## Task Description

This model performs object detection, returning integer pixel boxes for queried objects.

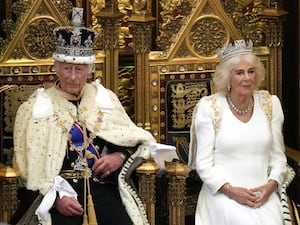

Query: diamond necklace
[226,95,253,115]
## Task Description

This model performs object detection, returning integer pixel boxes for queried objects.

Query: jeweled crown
[52,7,98,64]
[216,39,253,63]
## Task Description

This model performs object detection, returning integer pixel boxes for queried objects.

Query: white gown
[193,92,287,225]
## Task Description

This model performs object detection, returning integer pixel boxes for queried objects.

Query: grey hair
[87,63,94,73]
[212,54,265,96]
[54,61,94,74]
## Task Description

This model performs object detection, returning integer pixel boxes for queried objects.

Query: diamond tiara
[216,39,254,63]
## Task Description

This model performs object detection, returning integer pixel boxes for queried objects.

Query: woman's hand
[220,180,278,208]
[220,184,259,207]
[92,152,125,177]
[55,196,83,216]
[250,179,278,208]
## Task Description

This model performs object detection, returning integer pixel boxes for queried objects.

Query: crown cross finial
[72,7,83,27]
[216,39,254,63]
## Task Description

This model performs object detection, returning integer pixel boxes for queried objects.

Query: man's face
[55,62,91,95]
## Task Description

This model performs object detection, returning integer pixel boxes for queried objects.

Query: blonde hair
[213,54,265,95]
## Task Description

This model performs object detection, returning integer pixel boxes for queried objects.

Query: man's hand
[55,196,83,216]
[92,152,125,177]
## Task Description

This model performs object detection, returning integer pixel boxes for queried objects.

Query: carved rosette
[23,18,58,59]
[188,16,228,58]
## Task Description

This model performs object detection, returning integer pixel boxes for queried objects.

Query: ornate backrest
[0,1,288,224]
[0,2,105,220]
[142,1,287,224]
[0,1,105,165]
[147,0,286,163]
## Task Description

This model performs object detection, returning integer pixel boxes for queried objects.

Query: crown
[52,7,98,64]
[216,39,253,63]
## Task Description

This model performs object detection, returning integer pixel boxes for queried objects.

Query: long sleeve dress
[191,91,287,225]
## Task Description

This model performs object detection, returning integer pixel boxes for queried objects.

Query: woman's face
[55,62,91,95]
[229,58,256,96]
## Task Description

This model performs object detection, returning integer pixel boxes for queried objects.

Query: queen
[188,39,294,225]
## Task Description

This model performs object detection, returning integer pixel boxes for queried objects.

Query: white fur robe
[13,81,156,225]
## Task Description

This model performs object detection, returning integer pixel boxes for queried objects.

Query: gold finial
[0,164,20,178]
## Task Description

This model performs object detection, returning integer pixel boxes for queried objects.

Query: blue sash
[70,123,100,167]
[70,123,108,183]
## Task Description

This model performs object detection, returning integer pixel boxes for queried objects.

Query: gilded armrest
[136,161,159,225]
[0,164,20,223]
[165,162,191,225]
